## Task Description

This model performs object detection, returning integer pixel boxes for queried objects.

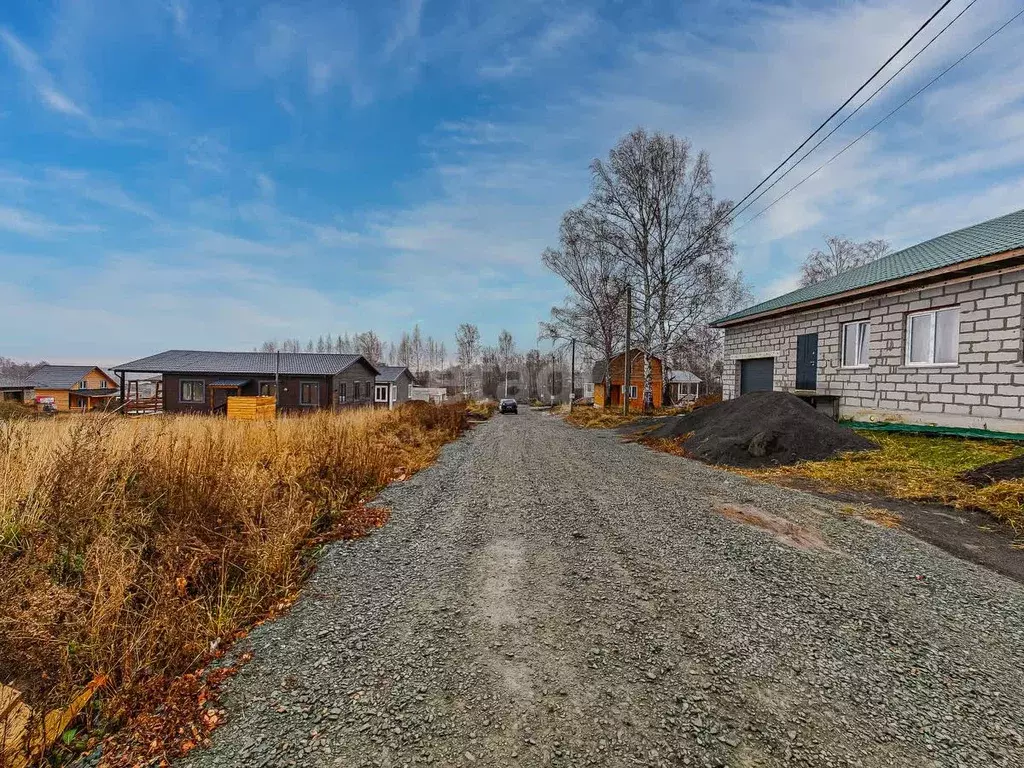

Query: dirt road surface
[181,410,1024,768]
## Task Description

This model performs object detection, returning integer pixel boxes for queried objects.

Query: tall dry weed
[0,403,465,736]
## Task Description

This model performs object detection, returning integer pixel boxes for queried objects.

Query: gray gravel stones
[179,410,1024,768]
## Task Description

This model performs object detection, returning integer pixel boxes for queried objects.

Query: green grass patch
[741,432,1024,532]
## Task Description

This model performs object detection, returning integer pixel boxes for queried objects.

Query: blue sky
[2,0,1023,364]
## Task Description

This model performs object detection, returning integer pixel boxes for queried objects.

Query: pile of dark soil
[644,391,875,468]
[958,454,1024,487]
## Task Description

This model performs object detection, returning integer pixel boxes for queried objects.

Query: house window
[375,384,389,402]
[842,321,871,367]
[353,382,360,399]
[906,308,959,365]
[259,382,277,397]
[629,385,638,399]
[584,382,594,397]
[180,380,205,403]
[337,382,347,403]
[299,382,319,406]
[100,380,108,389]
[78,381,86,389]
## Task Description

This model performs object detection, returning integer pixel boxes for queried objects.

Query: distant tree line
[257,324,583,403]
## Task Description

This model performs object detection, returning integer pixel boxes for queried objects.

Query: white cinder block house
[713,209,1024,433]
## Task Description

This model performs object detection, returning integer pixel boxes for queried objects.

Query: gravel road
[182,409,1024,768]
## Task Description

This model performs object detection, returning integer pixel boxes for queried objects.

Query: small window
[375,384,389,402]
[259,382,277,397]
[353,382,360,399]
[907,308,959,365]
[338,382,347,402]
[299,382,319,406]
[629,385,638,399]
[100,380,109,389]
[78,381,86,389]
[180,380,205,403]
[842,321,870,367]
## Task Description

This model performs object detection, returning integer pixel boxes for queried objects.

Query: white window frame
[180,379,205,403]
[374,384,390,403]
[841,320,871,369]
[905,307,960,367]
[628,385,638,399]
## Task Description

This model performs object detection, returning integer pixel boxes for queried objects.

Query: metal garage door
[740,358,774,395]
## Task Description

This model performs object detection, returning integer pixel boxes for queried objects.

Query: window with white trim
[628,385,638,399]
[375,384,389,402]
[841,321,870,367]
[906,307,959,365]
[180,380,205,403]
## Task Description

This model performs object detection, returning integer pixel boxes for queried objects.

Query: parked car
[499,398,518,414]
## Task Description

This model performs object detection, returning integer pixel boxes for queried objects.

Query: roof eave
[714,247,1024,329]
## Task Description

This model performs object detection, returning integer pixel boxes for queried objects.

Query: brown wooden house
[113,350,380,414]
[591,351,664,410]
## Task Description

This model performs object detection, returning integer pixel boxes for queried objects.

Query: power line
[670,0,958,262]
[722,0,956,221]
[734,4,1024,233]
[728,0,979,225]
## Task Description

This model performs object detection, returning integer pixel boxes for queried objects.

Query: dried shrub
[0,403,466,759]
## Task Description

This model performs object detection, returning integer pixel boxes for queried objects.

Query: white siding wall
[722,267,1024,432]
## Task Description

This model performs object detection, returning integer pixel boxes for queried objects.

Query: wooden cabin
[113,350,380,414]
[27,365,119,411]
[592,351,664,410]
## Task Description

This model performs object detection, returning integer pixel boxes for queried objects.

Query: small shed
[375,366,416,409]
[0,375,33,404]
[666,370,702,405]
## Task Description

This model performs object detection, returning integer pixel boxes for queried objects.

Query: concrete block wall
[722,268,1024,432]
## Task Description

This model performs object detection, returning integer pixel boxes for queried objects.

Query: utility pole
[623,283,632,417]
[551,352,556,404]
[569,338,576,412]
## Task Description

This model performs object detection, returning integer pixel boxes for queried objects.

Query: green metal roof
[715,207,1024,326]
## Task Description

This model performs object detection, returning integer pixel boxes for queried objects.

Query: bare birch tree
[799,236,890,286]
[541,207,626,408]
[589,128,739,410]
[455,323,480,396]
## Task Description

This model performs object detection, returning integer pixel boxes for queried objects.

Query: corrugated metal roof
[114,350,378,376]
[376,366,413,383]
[26,365,104,390]
[667,370,702,383]
[716,207,1024,326]
[0,376,31,389]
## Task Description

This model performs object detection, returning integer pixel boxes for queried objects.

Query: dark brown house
[113,350,380,414]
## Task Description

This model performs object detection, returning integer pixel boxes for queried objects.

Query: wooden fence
[226,396,276,421]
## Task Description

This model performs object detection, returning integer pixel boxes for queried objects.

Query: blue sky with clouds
[2,0,1023,364]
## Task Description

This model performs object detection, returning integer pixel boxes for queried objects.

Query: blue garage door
[740,358,774,395]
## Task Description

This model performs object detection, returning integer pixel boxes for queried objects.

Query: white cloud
[0,205,98,237]
[0,28,88,118]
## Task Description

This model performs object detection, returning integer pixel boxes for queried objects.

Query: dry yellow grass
[564,405,689,429]
[741,432,1024,531]
[0,403,465,752]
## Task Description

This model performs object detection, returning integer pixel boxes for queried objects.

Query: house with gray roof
[113,350,380,414]
[21,365,119,411]
[713,208,1024,433]
[374,366,416,409]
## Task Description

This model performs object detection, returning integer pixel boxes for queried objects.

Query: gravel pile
[176,410,1024,768]
[959,453,1024,487]
[644,391,875,467]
